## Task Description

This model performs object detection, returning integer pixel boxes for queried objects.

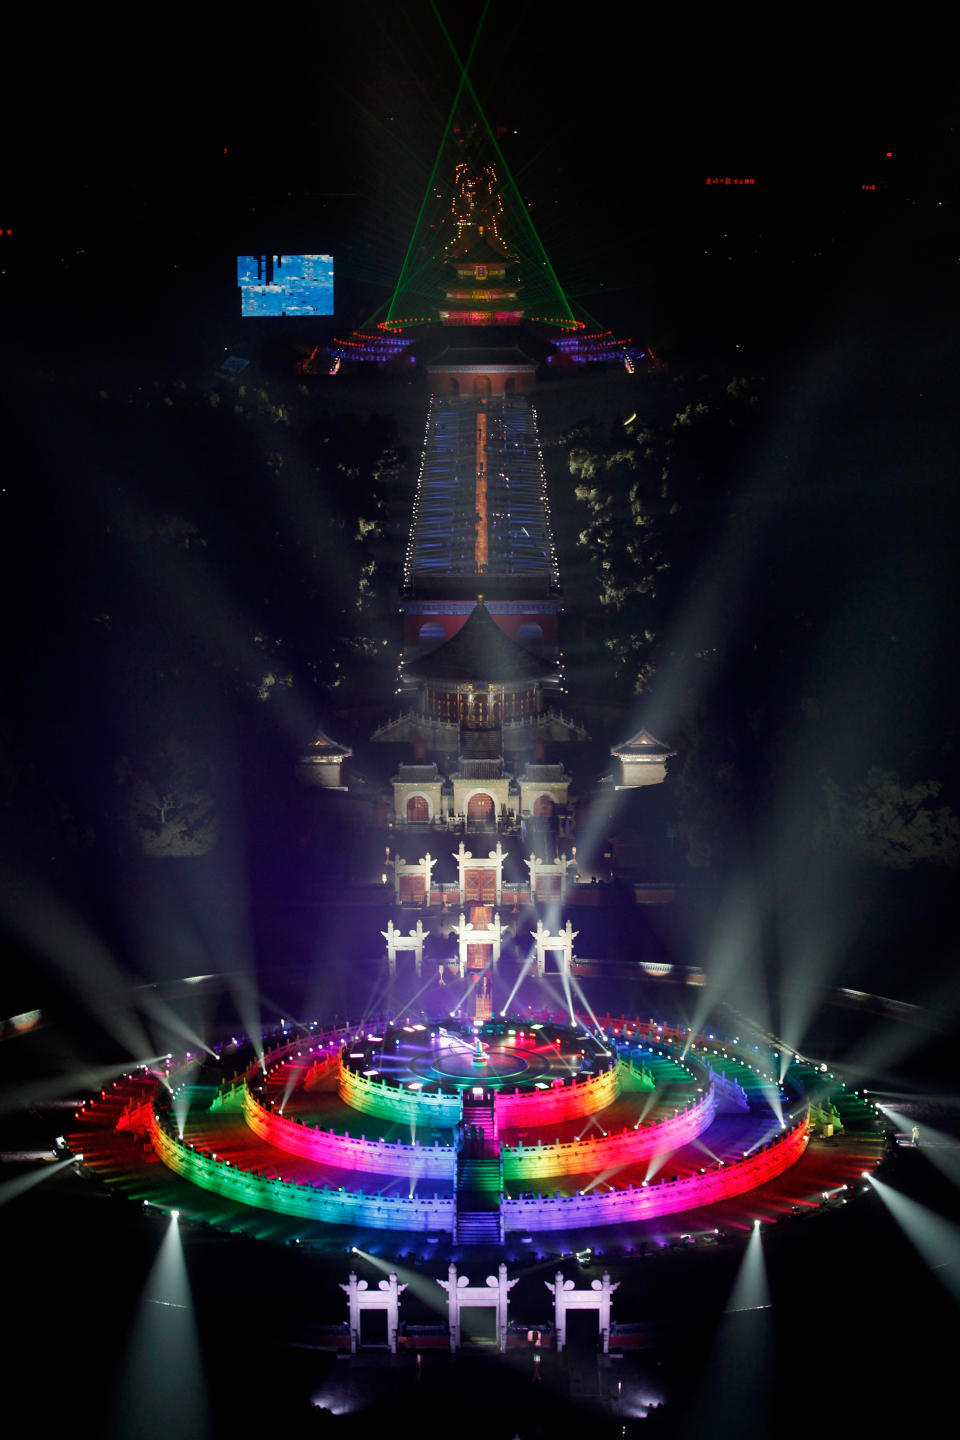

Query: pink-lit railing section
[148,1107,456,1232]
[243,1076,455,1179]
[501,1112,810,1231]
[244,1060,718,1186]
[503,1085,717,1181]
[493,1062,621,1128]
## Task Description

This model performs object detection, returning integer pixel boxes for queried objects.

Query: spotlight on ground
[114,1197,207,1438]
[0,1155,80,1208]
[866,1174,960,1305]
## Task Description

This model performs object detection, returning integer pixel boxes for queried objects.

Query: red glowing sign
[705,177,755,186]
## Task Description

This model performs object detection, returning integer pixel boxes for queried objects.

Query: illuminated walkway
[406,397,557,584]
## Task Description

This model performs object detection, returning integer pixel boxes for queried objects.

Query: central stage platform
[346,1017,613,1091]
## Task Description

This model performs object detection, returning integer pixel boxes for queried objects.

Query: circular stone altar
[68,1008,884,1246]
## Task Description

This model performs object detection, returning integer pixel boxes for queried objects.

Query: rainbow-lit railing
[503,1086,717,1181]
[138,1012,811,1236]
[148,1108,456,1231]
[243,1079,455,1179]
[493,1062,621,1128]
[338,1056,463,1127]
[501,1112,810,1231]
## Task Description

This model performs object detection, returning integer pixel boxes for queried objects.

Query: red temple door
[468,792,494,821]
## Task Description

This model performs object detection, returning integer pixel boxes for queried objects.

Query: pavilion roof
[520,763,567,781]
[404,600,549,683]
[610,728,673,758]
[303,725,352,757]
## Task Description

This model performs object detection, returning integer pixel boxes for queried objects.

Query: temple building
[296,724,352,789]
[309,142,671,918]
[368,151,669,861]
[373,597,583,827]
[437,159,524,327]
[611,728,675,788]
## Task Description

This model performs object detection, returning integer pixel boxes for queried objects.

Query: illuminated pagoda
[437,158,523,326]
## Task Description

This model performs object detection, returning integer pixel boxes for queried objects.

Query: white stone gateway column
[437,1262,517,1352]
[381,918,428,977]
[545,1272,620,1353]
[392,851,436,906]
[525,852,577,905]
[451,910,505,977]
[454,840,506,907]
[533,918,579,977]
[339,1272,407,1353]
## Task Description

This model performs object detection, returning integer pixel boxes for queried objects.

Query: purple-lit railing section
[502,1113,810,1231]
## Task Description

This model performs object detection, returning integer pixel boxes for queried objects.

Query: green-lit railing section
[339,1055,464,1127]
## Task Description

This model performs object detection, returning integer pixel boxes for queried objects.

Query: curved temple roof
[403,600,550,683]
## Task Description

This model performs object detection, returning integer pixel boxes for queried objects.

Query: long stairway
[455,1099,503,1244]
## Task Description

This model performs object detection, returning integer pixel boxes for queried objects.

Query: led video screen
[237,254,334,317]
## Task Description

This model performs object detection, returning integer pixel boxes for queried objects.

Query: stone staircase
[455,1098,503,1243]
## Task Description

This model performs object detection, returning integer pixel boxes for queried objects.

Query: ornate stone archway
[533,918,579,977]
[455,841,506,907]
[381,919,428,977]
[340,1271,407,1353]
[392,851,436,906]
[451,910,504,977]
[545,1271,619,1353]
[525,853,577,905]
[437,1263,517,1352]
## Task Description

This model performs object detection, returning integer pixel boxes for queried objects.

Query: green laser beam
[429,0,574,322]
[385,2,490,321]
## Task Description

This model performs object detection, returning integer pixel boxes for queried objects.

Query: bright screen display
[237,254,334,316]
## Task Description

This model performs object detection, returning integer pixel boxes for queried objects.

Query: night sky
[1,6,959,1435]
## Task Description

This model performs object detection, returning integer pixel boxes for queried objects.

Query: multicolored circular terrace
[68,1013,884,1246]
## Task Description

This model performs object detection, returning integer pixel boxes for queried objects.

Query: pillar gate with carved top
[455,840,506,907]
[525,852,577,905]
[437,1263,517,1352]
[340,1272,407,1353]
[392,852,436,906]
[546,1271,619,1353]
[381,919,428,976]
[533,918,579,977]
[451,910,504,977]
